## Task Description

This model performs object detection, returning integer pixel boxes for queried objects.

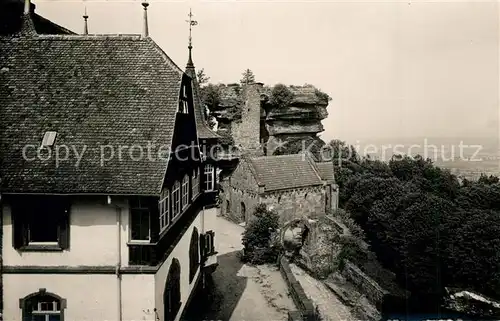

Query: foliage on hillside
[241,204,282,264]
[330,139,500,312]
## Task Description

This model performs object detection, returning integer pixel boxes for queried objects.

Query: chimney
[24,0,32,14]
[20,0,36,36]
[142,1,149,37]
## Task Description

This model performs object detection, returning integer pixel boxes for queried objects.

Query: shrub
[269,84,294,109]
[242,204,282,264]
[314,87,332,102]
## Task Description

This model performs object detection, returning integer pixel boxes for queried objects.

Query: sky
[34,0,500,145]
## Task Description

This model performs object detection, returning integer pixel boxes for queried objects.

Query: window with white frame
[172,181,181,218]
[192,167,200,199]
[159,188,170,232]
[182,175,189,210]
[204,164,215,191]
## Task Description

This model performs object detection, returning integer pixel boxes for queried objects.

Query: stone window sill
[19,244,63,252]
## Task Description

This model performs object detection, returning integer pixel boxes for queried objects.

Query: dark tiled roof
[315,162,335,182]
[185,66,219,140]
[1,1,75,36]
[247,154,323,192]
[0,34,184,194]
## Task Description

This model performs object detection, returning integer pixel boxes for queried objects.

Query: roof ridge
[250,153,301,160]
[145,37,184,75]
[31,34,143,40]
[243,156,264,187]
[307,155,324,182]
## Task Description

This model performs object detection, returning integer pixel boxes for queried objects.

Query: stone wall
[341,260,389,309]
[294,216,344,279]
[230,84,263,155]
[220,159,260,223]
[222,156,328,224]
[259,187,326,225]
[279,256,317,321]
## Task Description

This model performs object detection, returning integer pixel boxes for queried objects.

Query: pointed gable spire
[183,10,219,140]
[142,1,149,37]
[186,8,198,68]
[83,6,89,35]
[20,0,36,36]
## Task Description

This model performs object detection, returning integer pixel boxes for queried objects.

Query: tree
[241,204,281,264]
[322,139,360,165]
[196,68,210,86]
[240,69,255,85]
[200,84,221,110]
[337,151,500,309]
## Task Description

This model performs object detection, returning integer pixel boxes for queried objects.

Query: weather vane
[186,8,198,49]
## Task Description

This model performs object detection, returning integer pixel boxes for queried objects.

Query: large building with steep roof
[0,2,218,321]
[220,153,338,224]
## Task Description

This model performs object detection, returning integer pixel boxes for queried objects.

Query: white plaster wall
[202,207,218,234]
[3,274,154,321]
[2,199,131,267]
[154,208,203,321]
[203,206,219,267]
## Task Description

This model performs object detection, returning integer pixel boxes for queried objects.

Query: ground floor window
[20,289,66,321]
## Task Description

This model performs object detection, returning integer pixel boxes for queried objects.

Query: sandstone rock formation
[202,82,330,156]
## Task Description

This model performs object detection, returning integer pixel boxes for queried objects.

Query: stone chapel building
[220,152,338,225]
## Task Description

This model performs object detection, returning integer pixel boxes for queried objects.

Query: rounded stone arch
[20,288,66,320]
[189,227,200,283]
[280,218,312,251]
[164,258,181,321]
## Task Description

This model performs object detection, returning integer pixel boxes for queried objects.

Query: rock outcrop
[203,82,330,156]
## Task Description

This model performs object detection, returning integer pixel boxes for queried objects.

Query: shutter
[199,234,206,260]
[12,204,27,249]
[210,231,216,253]
[58,201,70,250]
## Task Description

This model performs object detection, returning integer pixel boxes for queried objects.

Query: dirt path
[184,216,296,321]
[289,263,355,321]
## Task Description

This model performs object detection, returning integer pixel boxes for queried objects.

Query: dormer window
[179,86,189,114]
[41,131,57,147]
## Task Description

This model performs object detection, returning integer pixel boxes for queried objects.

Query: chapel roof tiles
[246,154,324,192]
[315,162,335,182]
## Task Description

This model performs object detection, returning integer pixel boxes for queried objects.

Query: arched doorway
[240,202,246,222]
[189,227,199,283]
[164,258,181,321]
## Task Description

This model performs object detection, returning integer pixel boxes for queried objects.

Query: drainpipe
[200,204,206,289]
[108,196,123,321]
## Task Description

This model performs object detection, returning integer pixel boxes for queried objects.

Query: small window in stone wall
[304,193,308,200]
